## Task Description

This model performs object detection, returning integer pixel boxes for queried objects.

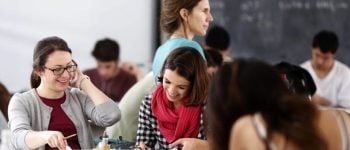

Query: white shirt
[301,60,350,108]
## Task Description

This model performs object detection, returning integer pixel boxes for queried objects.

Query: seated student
[105,49,220,143]
[301,30,350,107]
[84,38,137,139]
[8,36,121,150]
[136,47,209,149]
[207,58,350,150]
[84,38,137,102]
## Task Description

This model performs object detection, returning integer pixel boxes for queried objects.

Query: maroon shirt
[84,68,137,102]
[40,94,80,149]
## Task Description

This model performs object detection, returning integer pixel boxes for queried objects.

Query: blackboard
[207,0,350,65]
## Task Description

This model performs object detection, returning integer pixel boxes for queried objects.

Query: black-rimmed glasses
[44,64,78,75]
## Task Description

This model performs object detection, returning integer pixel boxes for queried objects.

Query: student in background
[204,25,232,62]
[207,58,350,150]
[106,0,213,142]
[301,30,350,108]
[136,47,209,149]
[8,36,121,150]
[84,38,137,102]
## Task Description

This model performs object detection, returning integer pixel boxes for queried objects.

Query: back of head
[205,25,230,50]
[207,58,325,150]
[31,36,72,88]
[312,30,339,54]
[274,61,316,96]
[207,58,286,149]
[92,38,120,61]
[159,47,208,106]
[160,0,202,34]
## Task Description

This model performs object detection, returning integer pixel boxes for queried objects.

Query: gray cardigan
[8,88,121,150]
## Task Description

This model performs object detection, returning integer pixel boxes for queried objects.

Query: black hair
[92,38,120,61]
[274,61,316,96]
[205,25,230,51]
[312,30,338,54]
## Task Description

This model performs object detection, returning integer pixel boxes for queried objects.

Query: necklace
[170,34,186,39]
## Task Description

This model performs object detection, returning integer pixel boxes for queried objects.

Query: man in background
[84,38,137,102]
[204,25,232,62]
[301,30,350,108]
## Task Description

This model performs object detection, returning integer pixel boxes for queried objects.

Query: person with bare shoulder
[207,58,350,150]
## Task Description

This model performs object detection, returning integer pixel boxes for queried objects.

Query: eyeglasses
[44,64,78,75]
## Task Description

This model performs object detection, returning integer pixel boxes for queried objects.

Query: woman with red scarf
[136,47,209,149]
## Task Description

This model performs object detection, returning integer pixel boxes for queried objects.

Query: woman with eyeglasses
[8,36,121,150]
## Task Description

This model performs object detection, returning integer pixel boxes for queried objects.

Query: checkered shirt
[136,95,205,149]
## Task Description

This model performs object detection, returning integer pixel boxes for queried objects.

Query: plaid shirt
[136,95,205,149]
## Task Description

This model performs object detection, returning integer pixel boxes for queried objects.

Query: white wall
[0,0,155,92]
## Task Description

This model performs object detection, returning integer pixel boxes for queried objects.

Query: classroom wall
[0,0,156,92]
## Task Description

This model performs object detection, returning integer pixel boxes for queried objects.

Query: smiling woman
[8,36,121,150]
[136,47,208,149]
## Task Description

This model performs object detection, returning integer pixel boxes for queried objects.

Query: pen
[64,134,77,140]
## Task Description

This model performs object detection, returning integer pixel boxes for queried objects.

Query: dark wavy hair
[158,47,209,106]
[31,36,72,88]
[206,58,326,150]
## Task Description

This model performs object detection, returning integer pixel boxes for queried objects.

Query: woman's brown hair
[159,47,208,106]
[206,58,326,150]
[31,36,72,88]
[160,0,202,35]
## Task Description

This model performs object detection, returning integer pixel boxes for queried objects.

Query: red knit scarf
[151,84,201,143]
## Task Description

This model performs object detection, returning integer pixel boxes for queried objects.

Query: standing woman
[152,0,213,80]
[136,47,209,149]
[8,36,121,150]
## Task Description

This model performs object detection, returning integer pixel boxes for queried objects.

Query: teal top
[152,37,205,82]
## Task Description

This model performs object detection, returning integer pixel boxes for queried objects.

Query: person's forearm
[80,79,110,105]
[312,94,331,106]
[25,131,49,149]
